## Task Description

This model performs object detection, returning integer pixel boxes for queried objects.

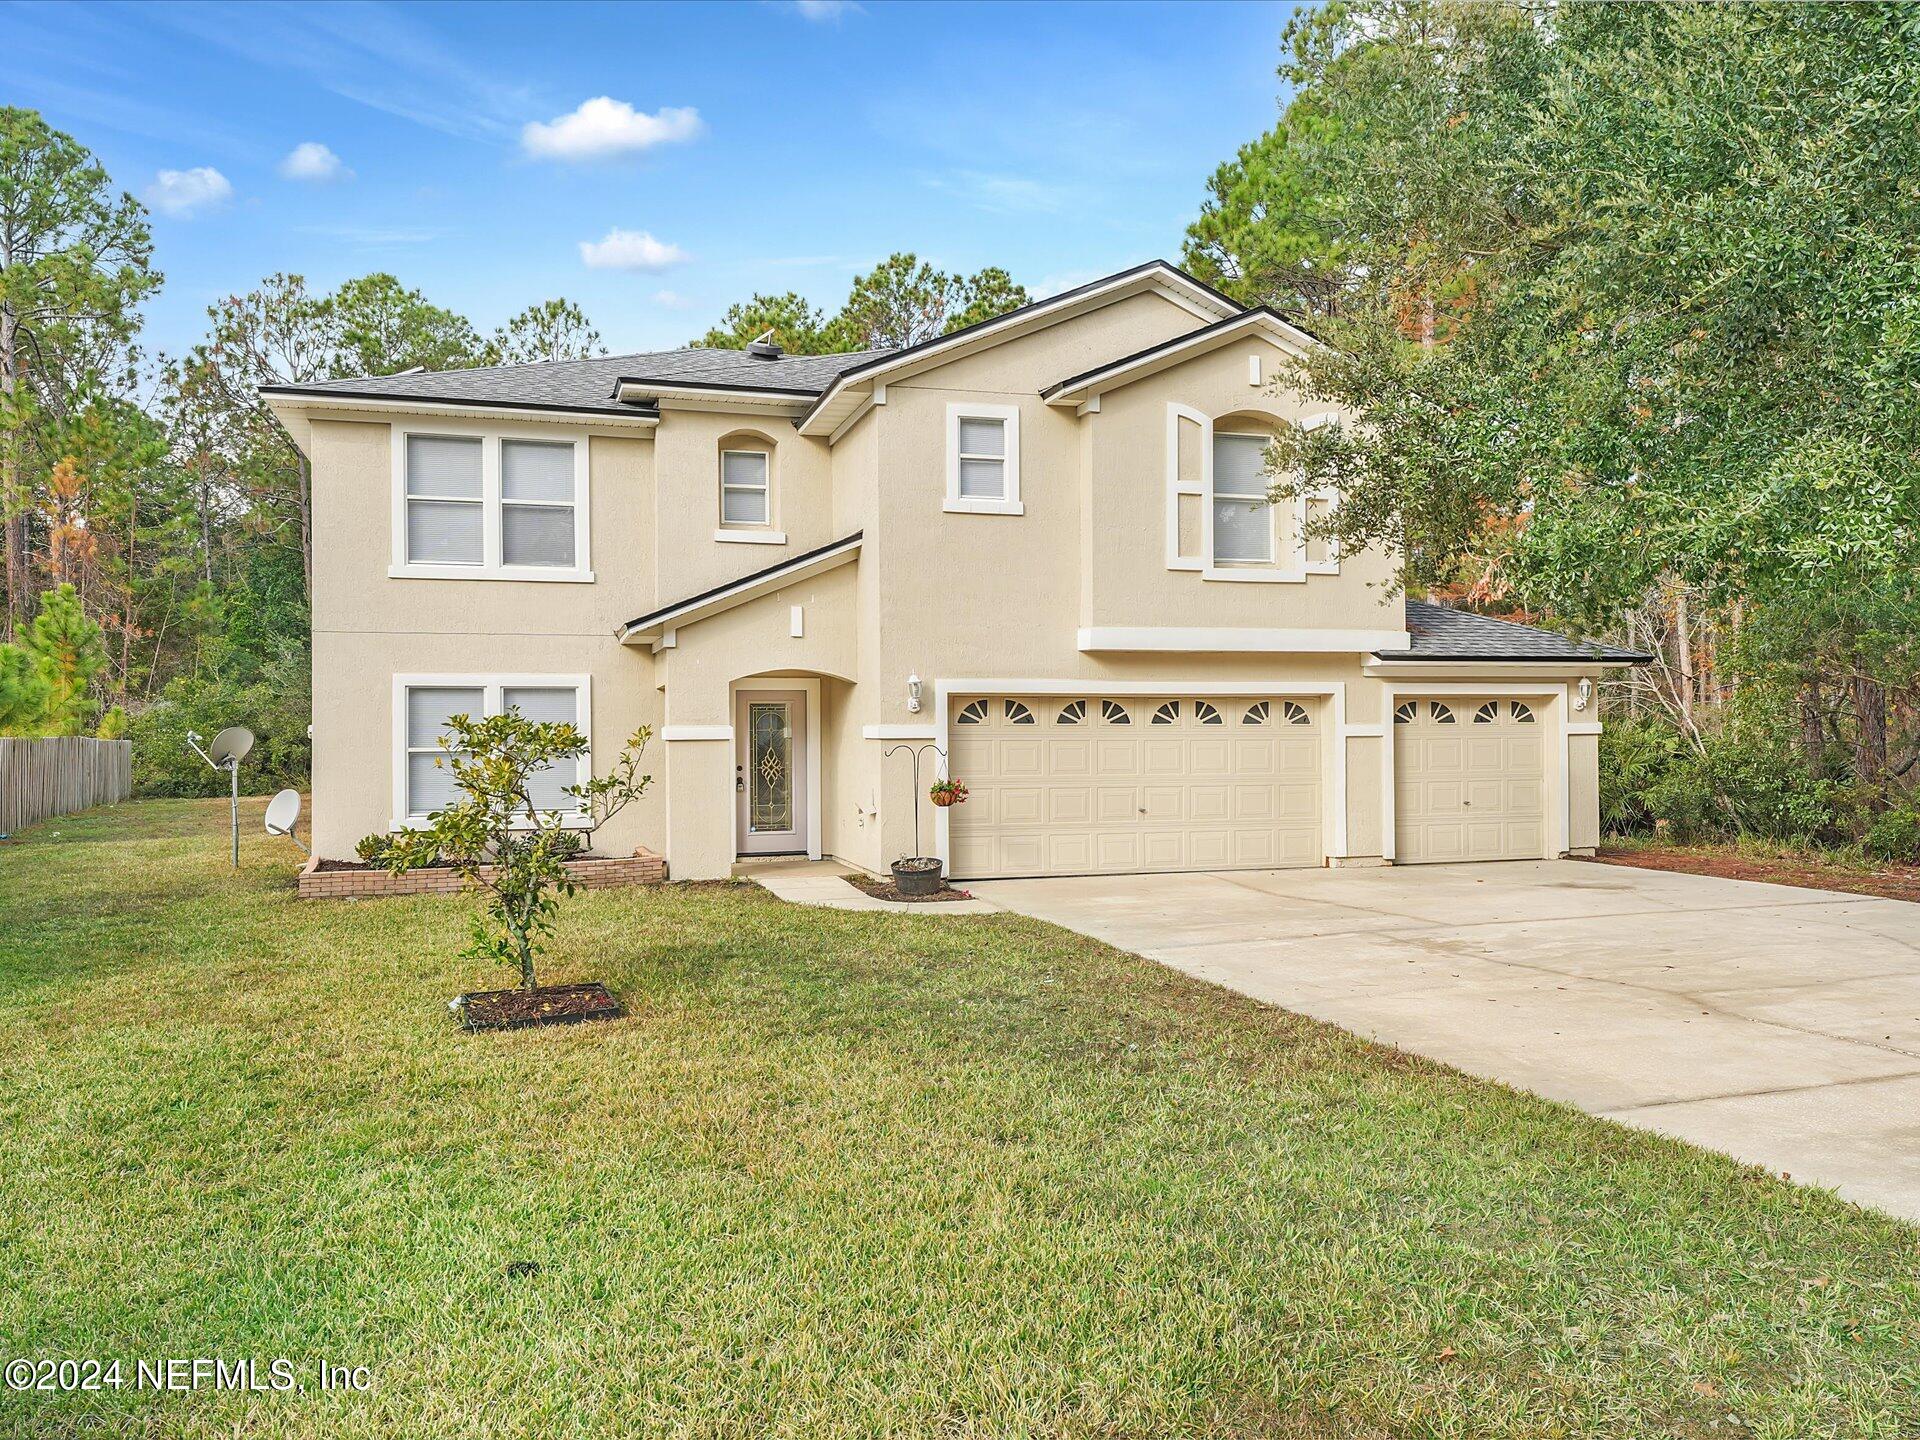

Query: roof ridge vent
[745,328,784,360]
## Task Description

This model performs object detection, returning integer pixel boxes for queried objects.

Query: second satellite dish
[263,788,309,854]
[209,726,255,766]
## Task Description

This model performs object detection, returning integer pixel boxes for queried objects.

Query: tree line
[1185,1,1920,860]
[0,104,1027,795]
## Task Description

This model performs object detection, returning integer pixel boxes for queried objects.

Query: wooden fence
[0,737,133,835]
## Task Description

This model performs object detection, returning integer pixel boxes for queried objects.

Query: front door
[735,689,808,855]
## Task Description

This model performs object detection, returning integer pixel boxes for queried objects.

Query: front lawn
[3,800,1917,1439]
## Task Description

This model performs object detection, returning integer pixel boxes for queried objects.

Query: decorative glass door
[747,702,792,833]
[735,688,809,855]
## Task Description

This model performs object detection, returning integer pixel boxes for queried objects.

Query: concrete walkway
[973,861,1920,1223]
[748,859,1003,915]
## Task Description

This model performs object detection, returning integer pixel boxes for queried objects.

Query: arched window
[1474,701,1499,724]
[1194,700,1223,725]
[1151,701,1181,725]
[1004,699,1035,724]
[1282,701,1311,725]
[957,699,989,724]
[1394,702,1417,724]
[1510,701,1535,723]
[717,432,780,540]
[1100,699,1132,724]
[1430,702,1455,724]
[1056,699,1087,725]
[1242,700,1270,725]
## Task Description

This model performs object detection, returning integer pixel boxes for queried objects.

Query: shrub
[128,643,310,797]
[1864,808,1920,864]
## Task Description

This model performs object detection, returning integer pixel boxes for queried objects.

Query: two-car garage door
[948,694,1323,880]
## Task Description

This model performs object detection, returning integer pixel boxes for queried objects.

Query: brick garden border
[298,849,667,899]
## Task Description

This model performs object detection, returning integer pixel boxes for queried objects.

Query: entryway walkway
[746,858,1003,915]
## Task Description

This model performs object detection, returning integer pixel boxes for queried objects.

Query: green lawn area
[4,800,1918,1439]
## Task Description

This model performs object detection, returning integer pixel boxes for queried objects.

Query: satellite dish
[264,789,301,836]
[209,726,255,765]
[264,788,309,855]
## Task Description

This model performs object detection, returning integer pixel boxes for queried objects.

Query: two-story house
[264,261,1641,883]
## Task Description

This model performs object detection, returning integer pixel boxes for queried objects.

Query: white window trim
[717,446,780,540]
[389,421,593,583]
[944,402,1023,515]
[389,673,593,832]
[1167,404,1342,584]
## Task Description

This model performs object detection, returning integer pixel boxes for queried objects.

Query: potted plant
[928,778,970,808]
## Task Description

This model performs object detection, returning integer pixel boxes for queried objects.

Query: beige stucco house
[264,261,1642,883]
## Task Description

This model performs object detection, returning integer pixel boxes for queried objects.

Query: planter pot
[891,857,944,897]
[930,794,958,807]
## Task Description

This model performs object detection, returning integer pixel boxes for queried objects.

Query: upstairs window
[1211,432,1274,564]
[393,426,590,582]
[405,436,483,565]
[945,403,1022,515]
[721,450,770,526]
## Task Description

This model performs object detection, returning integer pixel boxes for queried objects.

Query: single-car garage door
[948,695,1323,879]
[1394,697,1545,862]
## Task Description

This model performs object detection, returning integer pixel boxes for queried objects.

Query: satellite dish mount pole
[185,729,250,869]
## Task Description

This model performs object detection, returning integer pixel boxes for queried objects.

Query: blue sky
[1,0,1294,362]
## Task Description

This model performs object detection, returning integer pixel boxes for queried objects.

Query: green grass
[3,799,1918,1439]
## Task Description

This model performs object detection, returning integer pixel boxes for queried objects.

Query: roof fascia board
[795,262,1241,436]
[1363,657,1643,677]
[1043,310,1319,407]
[261,389,660,428]
[613,378,817,406]
[619,534,861,644]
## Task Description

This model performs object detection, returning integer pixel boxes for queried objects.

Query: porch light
[907,673,923,713]
[1574,677,1593,712]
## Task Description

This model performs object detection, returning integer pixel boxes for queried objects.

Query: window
[1056,699,1087,725]
[392,427,590,581]
[1510,701,1535,723]
[720,450,770,527]
[1282,701,1312,725]
[1211,432,1273,564]
[1004,699,1035,724]
[945,403,1022,515]
[405,436,483,566]
[1394,702,1417,724]
[957,699,989,724]
[1474,701,1499,724]
[501,439,576,567]
[1151,701,1181,725]
[394,676,589,827]
[1243,700,1270,726]
[1194,700,1223,725]
[1100,700,1131,724]
[1430,702,1455,724]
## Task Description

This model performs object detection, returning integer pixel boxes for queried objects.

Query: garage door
[1394,697,1545,862]
[948,695,1323,879]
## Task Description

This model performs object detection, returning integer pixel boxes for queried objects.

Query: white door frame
[1380,680,1570,861]
[932,678,1348,868]
[731,677,823,860]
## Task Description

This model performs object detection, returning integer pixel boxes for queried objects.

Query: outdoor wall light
[906,673,923,713]
[1574,677,1593,712]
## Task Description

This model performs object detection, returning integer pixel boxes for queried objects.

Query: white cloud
[144,166,233,217]
[279,141,351,182]
[578,228,688,271]
[522,98,703,161]
[794,0,861,19]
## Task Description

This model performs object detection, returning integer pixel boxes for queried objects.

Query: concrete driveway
[972,861,1920,1223]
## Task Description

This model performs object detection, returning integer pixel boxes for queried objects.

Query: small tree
[383,712,652,991]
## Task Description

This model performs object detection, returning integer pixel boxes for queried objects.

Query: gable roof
[1399,601,1650,663]
[794,260,1245,437]
[1042,307,1320,408]
[260,346,892,420]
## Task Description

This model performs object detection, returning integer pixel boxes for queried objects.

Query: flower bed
[299,848,666,899]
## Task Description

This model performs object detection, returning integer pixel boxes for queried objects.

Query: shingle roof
[1401,601,1649,663]
[261,345,894,416]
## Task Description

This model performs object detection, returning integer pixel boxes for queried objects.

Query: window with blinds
[395,429,587,579]
[1211,432,1274,564]
[945,402,1022,514]
[720,450,770,526]
[398,678,587,821]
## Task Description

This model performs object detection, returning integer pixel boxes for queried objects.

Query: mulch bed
[845,873,976,904]
[314,857,458,872]
[455,982,624,1032]
[1585,846,1920,904]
